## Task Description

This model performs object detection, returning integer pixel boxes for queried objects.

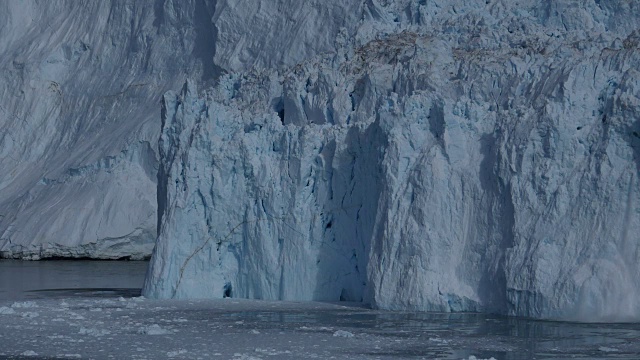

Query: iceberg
[0,0,638,321]
[0,0,219,259]
[143,0,640,321]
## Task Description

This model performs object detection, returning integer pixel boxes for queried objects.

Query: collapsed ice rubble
[144,0,640,321]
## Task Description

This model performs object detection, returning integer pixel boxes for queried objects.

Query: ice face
[143,1,640,321]
[0,0,220,259]
[0,0,394,259]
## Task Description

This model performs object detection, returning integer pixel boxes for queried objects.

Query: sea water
[0,260,639,359]
[0,260,147,301]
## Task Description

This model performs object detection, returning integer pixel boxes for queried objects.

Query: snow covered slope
[0,0,218,259]
[144,0,640,321]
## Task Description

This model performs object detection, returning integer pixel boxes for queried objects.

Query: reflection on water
[26,287,142,299]
[0,260,147,301]
[214,309,640,359]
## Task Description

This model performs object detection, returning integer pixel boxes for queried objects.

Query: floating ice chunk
[78,327,111,337]
[0,307,16,315]
[20,351,38,357]
[333,330,355,338]
[167,349,187,357]
[11,301,38,308]
[137,324,172,335]
[255,348,291,355]
[67,312,85,320]
[429,337,449,344]
[233,354,261,360]
[599,347,619,352]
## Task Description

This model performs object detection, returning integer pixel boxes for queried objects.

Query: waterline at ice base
[142,1,640,323]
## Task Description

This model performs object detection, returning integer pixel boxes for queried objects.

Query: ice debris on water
[254,348,292,356]
[78,328,111,337]
[429,337,449,344]
[166,349,187,357]
[233,354,261,360]
[11,301,38,308]
[599,346,620,352]
[333,330,355,338]
[138,324,172,335]
[0,306,16,315]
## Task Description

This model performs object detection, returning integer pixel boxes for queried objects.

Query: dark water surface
[0,260,147,301]
[1,260,640,359]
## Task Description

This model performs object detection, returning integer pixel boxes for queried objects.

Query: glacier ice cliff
[143,0,640,321]
[0,0,219,259]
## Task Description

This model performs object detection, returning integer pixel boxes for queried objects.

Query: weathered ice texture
[144,0,640,321]
[0,0,218,259]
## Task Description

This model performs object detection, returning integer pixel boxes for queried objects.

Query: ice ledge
[1,229,155,261]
